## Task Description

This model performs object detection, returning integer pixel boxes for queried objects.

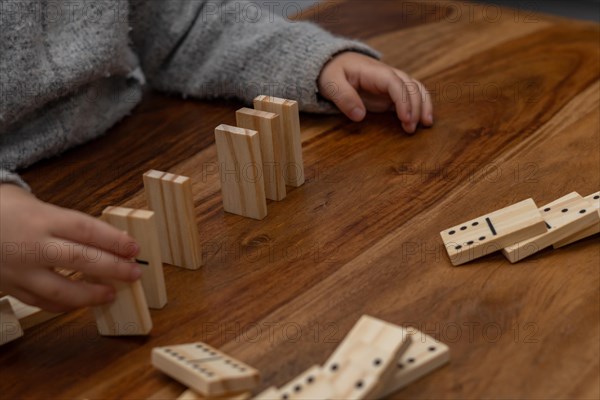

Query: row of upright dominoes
[2,95,304,342]
[214,95,305,220]
[92,170,205,335]
[150,315,450,400]
[1,170,202,343]
[440,190,600,266]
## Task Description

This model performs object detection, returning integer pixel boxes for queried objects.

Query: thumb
[319,71,366,122]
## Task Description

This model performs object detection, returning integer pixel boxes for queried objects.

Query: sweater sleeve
[128,1,380,113]
[0,169,31,191]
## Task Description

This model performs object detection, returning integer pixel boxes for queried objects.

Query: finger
[415,79,434,126]
[7,284,73,313]
[2,286,38,307]
[360,91,394,113]
[43,239,142,283]
[319,68,367,122]
[355,68,413,126]
[47,207,139,258]
[27,269,115,310]
[394,70,422,133]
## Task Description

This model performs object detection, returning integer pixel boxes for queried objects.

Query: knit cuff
[0,169,31,192]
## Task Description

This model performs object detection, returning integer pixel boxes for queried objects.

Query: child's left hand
[318,52,433,133]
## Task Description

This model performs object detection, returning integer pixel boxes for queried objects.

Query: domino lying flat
[440,198,547,266]
[322,315,412,399]
[553,191,600,248]
[0,297,23,345]
[143,170,203,270]
[503,192,598,263]
[380,328,450,398]
[177,389,251,400]
[250,317,449,400]
[152,342,260,397]
[1,295,61,330]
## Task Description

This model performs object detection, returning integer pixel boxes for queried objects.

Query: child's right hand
[0,184,142,313]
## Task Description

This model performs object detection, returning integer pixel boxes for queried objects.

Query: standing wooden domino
[380,328,450,397]
[0,297,23,345]
[253,95,305,187]
[322,315,412,399]
[553,191,600,248]
[503,192,599,262]
[152,342,260,397]
[143,170,203,270]
[236,108,286,201]
[214,124,267,220]
[91,208,154,336]
[102,206,166,309]
[440,198,547,266]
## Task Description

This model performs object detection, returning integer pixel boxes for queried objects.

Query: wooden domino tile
[177,389,251,400]
[90,208,153,336]
[236,108,286,201]
[251,387,280,400]
[143,170,203,270]
[214,124,268,220]
[152,342,260,397]
[253,95,305,187]
[0,297,23,345]
[274,365,332,400]
[502,192,599,263]
[2,295,61,330]
[322,315,412,399]
[380,328,450,398]
[553,191,600,248]
[440,198,547,266]
[102,206,166,309]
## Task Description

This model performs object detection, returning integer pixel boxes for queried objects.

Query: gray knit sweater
[0,0,377,189]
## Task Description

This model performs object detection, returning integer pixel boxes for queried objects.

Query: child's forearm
[129,0,379,112]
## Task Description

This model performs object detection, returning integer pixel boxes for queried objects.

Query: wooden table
[2,1,599,398]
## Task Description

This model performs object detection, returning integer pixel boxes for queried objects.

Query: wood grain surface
[2,1,599,399]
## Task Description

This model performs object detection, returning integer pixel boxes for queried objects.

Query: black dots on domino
[448,221,479,239]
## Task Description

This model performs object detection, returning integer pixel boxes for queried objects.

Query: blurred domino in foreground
[152,342,260,397]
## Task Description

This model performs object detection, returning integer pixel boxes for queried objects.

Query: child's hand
[318,52,433,133]
[0,184,142,312]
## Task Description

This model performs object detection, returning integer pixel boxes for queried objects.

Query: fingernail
[105,290,115,302]
[350,107,366,121]
[130,265,143,280]
[428,114,434,125]
[129,243,140,256]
